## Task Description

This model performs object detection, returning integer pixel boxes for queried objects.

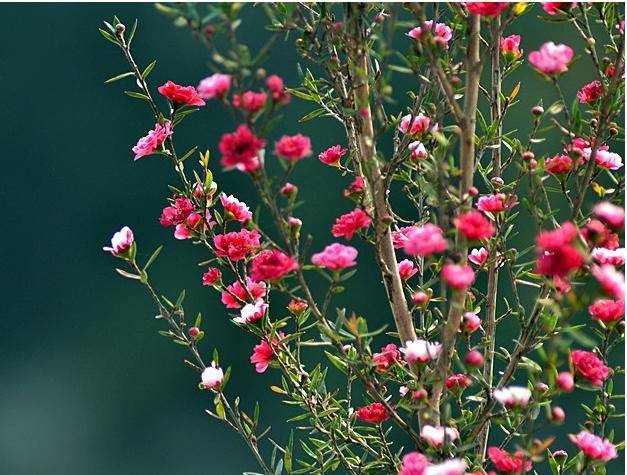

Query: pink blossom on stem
[103,226,134,256]
[219,125,267,172]
[542,2,577,15]
[500,34,522,60]
[420,425,459,447]
[197,73,231,99]
[589,298,625,323]
[408,141,428,159]
[398,259,418,281]
[402,224,448,256]
[202,267,222,286]
[275,134,312,161]
[401,339,441,363]
[468,247,488,266]
[213,229,261,261]
[592,264,625,299]
[132,122,172,160]
[453,211,495,241]
[463,311,482,333]
[591,247,625,266]
[311,243,358,270]
[201,362,224,389]
[318,145,347,166]
[464,2,509,16]
[569,431,618,462]
[556,371,575,392]
[233,91,267,112]
[331,208,372,240]
[235,298,268,324]
[594,201,624,229]
[249,249,298,281]
[493,386,532,408]
[158,80,206,106]
[219,193,253,223]
[407,21,453,48]
[372,343,402,372]
[528,41,574,74]
[571,350,610,386]
[221,278,266,309]
[442,264,475,290]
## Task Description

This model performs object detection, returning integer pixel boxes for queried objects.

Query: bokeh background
[0,3,623,474]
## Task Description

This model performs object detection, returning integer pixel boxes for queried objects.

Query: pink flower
[528,41,574,75]
[331,208,372,240]
[569,431,618,462]
[420,425,459,447]
[592,247,625,266]
[249,249,298,281]
[221,278,266,309]
[356,402,389,423]
[213,229,261,261]
[235,298,268,324]
[589,299,624,323]
[372,343,402,371]
[582,219,619,250]
[158,80,206,106]
[232,91,267,112]
[464,2,509,16]
[571,350,610,386]
[463,311,482,333]
[477,194,508,213]
[197,73,231,99]
[399,113,437,135]
[311,243,358,270]
[594,202,625,229]
[219,193,252,223]
[344,176,366,197]
[103,226,134,256]
[399,452,429,475]
[551,406,566,422]
[454,211,495,241]
[401,339,441,363]
[201,362,224,389]
[173,213,202,240]
[266,75,290,104]
[535,222,584,278]
[219,125,267,172]
[542,2,577,15]
[488,447,532,473]
[587,147,623,170]
[577,80,604,103]
[425,459,466,475]
[202,267,222,286]
[446,374,472,391]
[403,224,448,256]
[398,259,418,281]
[409,141,428,159]
[468,247,489,266]
[318,145,347,166]
[442,264,475,290]
[132,122,172,160]
[592,264,625,299]
[275,134,312,161]
[250,332,286,373]
[493,386,531,408]
[392,226,413,249]
[545,155,574,174]
[281,182,298,196]
[556,371,575,392]
[159,197,194,226]
[500,35,522,60]
[407,21,453,48]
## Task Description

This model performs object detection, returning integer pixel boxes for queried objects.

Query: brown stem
[428,13,482,426]
[346,4,418,351]
[477,15,503,460]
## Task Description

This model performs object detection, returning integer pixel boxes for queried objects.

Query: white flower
[420,425,459,447]
[493,386,531,408]
[234,299,268,324]
[401,339,441,363]
[424,459,466,475]
[201,362,224,389]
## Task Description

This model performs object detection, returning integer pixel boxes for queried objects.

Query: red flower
[219,125,267,172]
[158,80,206,106]
[356,403,389,423]
[221,278,266,309]
[545,155,574,174]
[589,299,625,323]
[213,229,261,261]
[250,332,286,373]
[577,80,604,103]
[202,267,222,286]
[581,219,619,249]
[488,447,532,474]
[372,344,402,372]
[266,75,290,104]
[344,176,366,197]
[542,2,577,15]
[318,145,348,166]
[249,249,298,281]
[275,134,312,161]
[332,208,372,240]
[445,373,472,390]
[535,222,584,277]
[571,350,610,386]
[454,210,495,241]
[159,198,194,226]
[464,2,509,16]
[233,91,267,113]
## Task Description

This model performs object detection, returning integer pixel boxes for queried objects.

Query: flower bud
[280,182,298,196]
[610,127,618,136]
[521,151,535,161]
[491,176,504,187]
[529,159,537,169]
[468,186,479,196]
[412,291,430,306]
[551,406,566,422]
[205,25,215,36]
[465,350,484,368]
[536,382,549,392]
[556,372,575,392]
[116,23,126,34]
[188,327,201,338]
[332,22,343,31]
[532,105,544,116]
[288,298,308,315]
[552,450,568,465]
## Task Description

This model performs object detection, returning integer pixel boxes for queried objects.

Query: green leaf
[105,71,135,84]
[142,60,157,79]
[124,91,150,101]
[143,245,163,271]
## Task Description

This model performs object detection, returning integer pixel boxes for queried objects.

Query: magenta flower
[594,202,625,229]
[407,21,452,49]
[500,34,522,60]
[468,247,488,266]
[221,278,266,309]
[398,259,418,281]
[318,144,347,166]
[442,264,475,290]
[219,193,253,223]
[197,73,231,99]
[158,80,206,106]
[331,208,372,240]
[569,431,618,462]
[132,122,172,161]
[103,226,134,256]
[311,243,358,270]
[542,2,577,15]
[275,134,312,161]
[402,224,448,256]
[571,350,610,386]
[219,125,267,172]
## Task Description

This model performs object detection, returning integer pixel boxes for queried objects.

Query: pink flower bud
[468,186,479,196]
[188,327,201,338]
[412,291,430,306]
[536,382,549,392]
[465,350,484,367]
[551,406,566,422]
[521,151,535,161]
[491,176,504,186]
[553,450,568,464]
[463,312,482,333]
[532,105,544,116]
[556,372,575,392]
[529,159,537,169]
[280,182,298,196]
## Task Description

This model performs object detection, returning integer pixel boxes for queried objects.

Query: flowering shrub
[100,3,625,474]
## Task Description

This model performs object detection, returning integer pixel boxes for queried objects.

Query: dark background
[0,3,623,474]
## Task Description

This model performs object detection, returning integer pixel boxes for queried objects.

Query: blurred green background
[0,3,623,474]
